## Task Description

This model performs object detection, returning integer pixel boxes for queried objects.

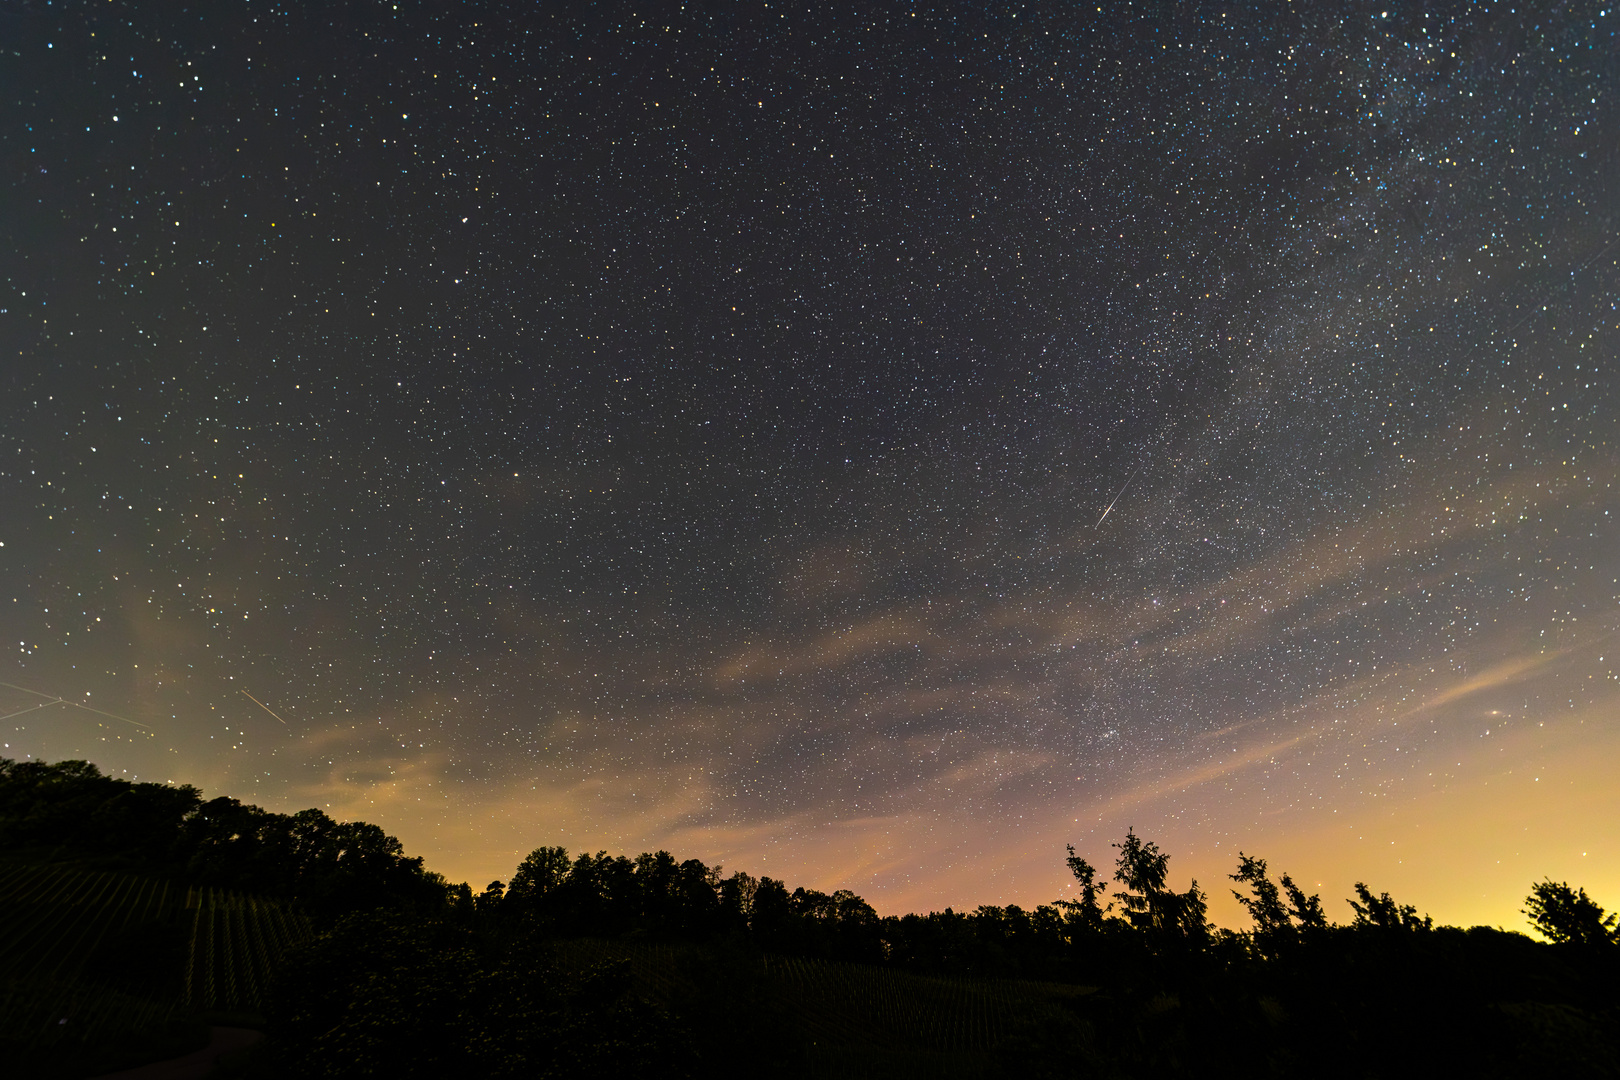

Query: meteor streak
[1095,460,1145,528]
[0,680,150,729]
[240,689,289,725]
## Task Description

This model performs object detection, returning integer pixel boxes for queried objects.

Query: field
[0,861,310,1051]
[182,884,313,1013]
[556,938,1094,1078]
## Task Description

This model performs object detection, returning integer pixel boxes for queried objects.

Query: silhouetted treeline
[7,757,1619,1077]
[477,845,886,963]
[0,758,447,919]
[402,836,1620,1076]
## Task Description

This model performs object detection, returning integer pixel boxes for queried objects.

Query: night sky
[3,0,1617,928]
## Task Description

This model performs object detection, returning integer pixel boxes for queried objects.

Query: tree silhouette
[674,857,722,935]
[718,870,758,932]
[1230,852,1291,935]
[1280,872,1328,930]
[1346,883,1431,931]
[1229,852,1328,959]
[476,879,506,915]
[1111,828,1208,945]
[1111,828,1169,926]
[1524,879,1618,948]
[506,845,572,912]
[1062,844,1109,926]
[749,876,793,944]
[1230,853,1327,942]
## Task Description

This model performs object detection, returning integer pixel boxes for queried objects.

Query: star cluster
[2,1,1617,925]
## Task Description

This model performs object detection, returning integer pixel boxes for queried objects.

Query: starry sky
[2,0,1617,928]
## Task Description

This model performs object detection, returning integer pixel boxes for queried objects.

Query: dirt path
[89,1026,264,1080]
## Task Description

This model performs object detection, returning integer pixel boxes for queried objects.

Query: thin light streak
[0,680,151,730]
[1095,460,1145,528]
[240,689,289,725]
[0,700,66,722]
[0,679,64,701]
[72,702,150,730]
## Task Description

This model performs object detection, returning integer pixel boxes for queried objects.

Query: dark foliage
[1525,879,1620,950]
[0,757,448,920]
[268,912,696,1079]
[7,757,1620,1077]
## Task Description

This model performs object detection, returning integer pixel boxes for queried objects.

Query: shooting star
[1498,232,1619,338]
[0,679,151,729]
[1095,460,1146,528]
[0,699,63,722]
[240,689,289,725]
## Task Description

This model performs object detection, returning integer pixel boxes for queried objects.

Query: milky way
[2,1,1616,926]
